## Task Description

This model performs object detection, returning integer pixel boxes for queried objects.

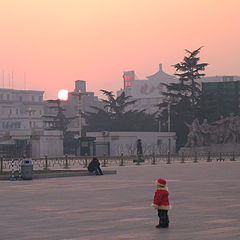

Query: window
[39,96,42,102]
[16,109,18,114]
[32,96,35,101]
[7,94,9,100]
[19,96,22,102]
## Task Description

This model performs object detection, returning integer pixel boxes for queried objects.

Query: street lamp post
[71,91,89,155]
[26,107,35,158]
[72,91,89,138]
[158,116,161,132]
[167,96,171,153]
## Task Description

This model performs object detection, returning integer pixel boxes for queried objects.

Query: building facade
[118,64,240,115]
[87,131,176,156]
[117,64,177,114]
[61,80,105,133]
[202,80,240,122]
[0,88,45,136]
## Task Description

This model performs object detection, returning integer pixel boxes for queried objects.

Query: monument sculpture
[182,113,240,152]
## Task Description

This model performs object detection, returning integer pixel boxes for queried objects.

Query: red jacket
[152,187,170,210]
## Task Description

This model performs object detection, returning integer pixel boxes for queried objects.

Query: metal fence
[0,151,239,173]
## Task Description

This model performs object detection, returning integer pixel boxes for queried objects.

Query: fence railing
[0,151,239,173]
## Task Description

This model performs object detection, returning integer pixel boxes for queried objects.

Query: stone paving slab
[0,162,240,240]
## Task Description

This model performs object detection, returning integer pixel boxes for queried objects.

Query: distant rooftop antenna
[2,70,4,88]
[12,71,14,89]
[8,73,10,88]
[24,72,26,90]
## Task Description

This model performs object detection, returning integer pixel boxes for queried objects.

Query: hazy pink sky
[0,0,239,99]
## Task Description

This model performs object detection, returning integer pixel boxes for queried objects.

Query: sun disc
[58,89,69,101]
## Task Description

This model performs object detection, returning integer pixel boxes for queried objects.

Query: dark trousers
[158,209,169,227]
[95,166,103,175]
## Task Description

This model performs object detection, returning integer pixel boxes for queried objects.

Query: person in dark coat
[88,157,103,175]
[152,178,171,228]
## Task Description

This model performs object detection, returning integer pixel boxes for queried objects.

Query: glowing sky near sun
[0,0,239,99]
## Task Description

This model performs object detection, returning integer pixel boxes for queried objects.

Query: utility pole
[71,91,89,138]
[26,107,35,158]
[71,91,89,155]
[167,96,171,153]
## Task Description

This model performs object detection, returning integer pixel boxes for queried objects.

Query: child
[152,178,170,228]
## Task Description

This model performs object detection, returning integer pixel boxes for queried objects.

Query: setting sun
[58,89,68,101]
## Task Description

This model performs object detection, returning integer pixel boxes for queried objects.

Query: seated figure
[88,157,103,175]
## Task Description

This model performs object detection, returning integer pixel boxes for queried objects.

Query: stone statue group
[185,113,240,147]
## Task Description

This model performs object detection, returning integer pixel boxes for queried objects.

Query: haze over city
[0,0,239,99]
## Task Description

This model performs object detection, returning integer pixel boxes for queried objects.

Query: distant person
[152,178,170,228]
[88,157,103,175]
[137,139,143,156]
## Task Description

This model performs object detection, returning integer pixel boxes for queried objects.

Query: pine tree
[164,47,208,117]
[158,47,208,148]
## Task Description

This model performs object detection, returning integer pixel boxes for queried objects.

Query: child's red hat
[156,178,167,186]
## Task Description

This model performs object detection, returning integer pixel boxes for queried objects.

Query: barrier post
[83,153,88,168]
[181,152,185,163]
[64,154,69,169]
[18,158,22,180]
[0,157,3,173]
[194,152,198,163]
[119,153,124,166]
[217,152,224,161]
[167,152,171,164]
[102,153,107,167]
[207,151,212,162]
[152,152,156,165]
[11,158,15,181]
[44,155,48,171]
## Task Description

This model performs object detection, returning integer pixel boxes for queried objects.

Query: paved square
[1,161,240,240]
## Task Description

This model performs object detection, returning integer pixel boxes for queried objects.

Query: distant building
[86,131,176,156]
[201,80,240,121]
[118,65,240,115]
[0,88,45,136]
[61,80,105,132]
[201,75,240,83]
[117,64,177,114]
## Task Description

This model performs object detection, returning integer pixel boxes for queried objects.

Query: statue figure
[212,115,226,144]
[184,114,240,148]
[224,113,238,144]
[184,119,203,147]
[235,115,240,143]
[200,119,211,146]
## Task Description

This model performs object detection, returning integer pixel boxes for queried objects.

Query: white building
[117,64,177,114]
[62,80,105,132]
[0,88,45,136]
[0,88,65,158]
[117,64,240,114]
